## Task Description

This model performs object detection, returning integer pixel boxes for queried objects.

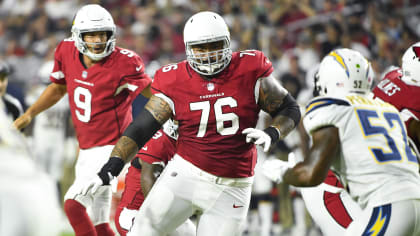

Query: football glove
[261,157,295,184]
[80,157,124,195]
[242,127,279,152]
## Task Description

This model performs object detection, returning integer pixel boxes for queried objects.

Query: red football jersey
[50,39,152,149]
[137,129,177,165]
[121,131,176,211]
[372,68,420,126]
[151,50,273,178]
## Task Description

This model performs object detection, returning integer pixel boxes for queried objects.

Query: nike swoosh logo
[136,65,143,71]
[142,146,148,151]
[233,204,243,208]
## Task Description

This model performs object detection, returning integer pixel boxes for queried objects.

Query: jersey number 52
[356,109,417,164]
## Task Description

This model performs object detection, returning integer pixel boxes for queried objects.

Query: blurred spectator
[0,61,23,120]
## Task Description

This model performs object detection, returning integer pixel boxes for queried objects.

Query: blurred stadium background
[1,0,419,235]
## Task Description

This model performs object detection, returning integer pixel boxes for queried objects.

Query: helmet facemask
[186,36,232,76]
[183,11,232,76]
[71,4,116,61]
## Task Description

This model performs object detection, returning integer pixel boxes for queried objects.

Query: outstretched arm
[112,95,173,162]
[81,95,173,194]
[282,126,339,187]
[13,83,67,130]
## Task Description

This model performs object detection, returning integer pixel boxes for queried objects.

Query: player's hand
[242,128,272,152]
[80,173,113,195]
[80,157,125,195]
[261,158,295,184]
[13,113,32,130]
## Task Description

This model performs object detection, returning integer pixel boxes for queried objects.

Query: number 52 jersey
[303,95,420,209]
[50,40,152,149]
[151,50,273,178]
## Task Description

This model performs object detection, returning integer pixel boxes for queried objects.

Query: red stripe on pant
[323,191,353,228]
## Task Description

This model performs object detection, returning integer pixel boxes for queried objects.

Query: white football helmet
[401,42,420,87]
[317,48,373,98]
[71,4,116,61]
[183,11,232,76]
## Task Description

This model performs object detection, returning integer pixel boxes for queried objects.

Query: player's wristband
[131,158,142,170]
[97,157,125,185]
[264,126,280,144]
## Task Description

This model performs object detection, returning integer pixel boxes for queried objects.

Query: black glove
[97,157,125,185]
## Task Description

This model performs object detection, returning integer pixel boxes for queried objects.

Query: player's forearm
[258,75,301,140]
[140,161,157,197]
[110,136,139,163]
[26,83,66,118]
[271,115,298,139]
[116,107,164,163]
[282,152,325,187]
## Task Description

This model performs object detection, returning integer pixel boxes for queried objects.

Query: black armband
[98,157,125,185]
[270,93,301,126]
[123,108,162,149]
[264,126,280,144]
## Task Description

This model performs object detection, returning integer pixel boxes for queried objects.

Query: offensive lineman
[83,11,301,236]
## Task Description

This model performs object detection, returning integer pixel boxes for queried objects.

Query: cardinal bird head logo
[412,46,420,61]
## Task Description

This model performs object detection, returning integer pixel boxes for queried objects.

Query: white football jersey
[303,95,420,209]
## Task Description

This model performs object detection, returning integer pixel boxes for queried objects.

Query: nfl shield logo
[82,71,88,78]
[207,83,215,91]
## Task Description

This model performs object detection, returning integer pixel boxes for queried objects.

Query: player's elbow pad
[271,93,301,127]
[123,109,162,149]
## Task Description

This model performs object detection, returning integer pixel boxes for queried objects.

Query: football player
[372,42,420,157]
[13,4,152,236]
[114,120,195,236]
[83,11,301,236]
[263,48,420,235]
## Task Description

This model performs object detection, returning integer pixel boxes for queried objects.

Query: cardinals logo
[412,46,420,61]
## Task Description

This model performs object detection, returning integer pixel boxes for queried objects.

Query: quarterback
[13,4,152,236]
[83,11,301,236]
[263,48,420,235]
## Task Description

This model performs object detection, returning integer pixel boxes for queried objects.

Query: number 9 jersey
[303,95,420,209]
[151,50,273,178]
[50,40,152,149]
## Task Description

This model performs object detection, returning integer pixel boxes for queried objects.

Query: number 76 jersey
[151,50,273,178]
[303,95,420,209]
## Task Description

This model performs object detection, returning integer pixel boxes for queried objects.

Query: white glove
[261,158,295,184]
[242,128,272,152]
[80,173,114,195]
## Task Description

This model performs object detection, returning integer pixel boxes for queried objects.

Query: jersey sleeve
[303,97,350,134]
[254,50,274,78]
[151,65,176,96]
[119,52,152,98]
[50,41,66,85]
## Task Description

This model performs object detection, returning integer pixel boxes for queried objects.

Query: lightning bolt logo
[329,51,350,78]
[362,204,391,236]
